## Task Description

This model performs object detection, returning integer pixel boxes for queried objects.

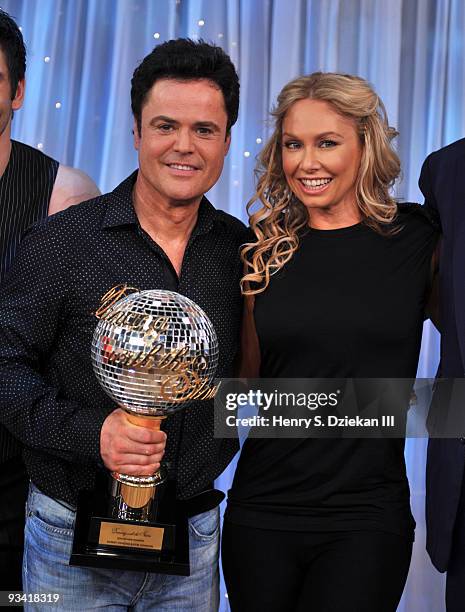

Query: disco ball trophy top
[92,288,218,415]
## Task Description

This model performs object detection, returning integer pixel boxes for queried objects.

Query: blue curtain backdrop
[4,0,464,609]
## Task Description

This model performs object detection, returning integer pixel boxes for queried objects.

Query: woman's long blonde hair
[241,72,401,295]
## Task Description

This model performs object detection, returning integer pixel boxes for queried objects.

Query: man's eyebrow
[149,115,178,126]
[148,116,221,132]
[193,121,221,132]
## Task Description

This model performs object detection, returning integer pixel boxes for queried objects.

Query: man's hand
[100,408,166,475]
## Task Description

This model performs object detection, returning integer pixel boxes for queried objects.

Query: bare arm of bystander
[48,164,100,215]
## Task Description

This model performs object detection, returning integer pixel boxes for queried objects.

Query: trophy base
[70,480,190,575]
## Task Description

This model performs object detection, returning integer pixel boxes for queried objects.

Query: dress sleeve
[419,154,441,230]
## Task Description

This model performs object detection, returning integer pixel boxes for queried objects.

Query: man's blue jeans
[23,483,220,611]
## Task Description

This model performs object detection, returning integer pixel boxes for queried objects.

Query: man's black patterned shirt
[0,172,245,506]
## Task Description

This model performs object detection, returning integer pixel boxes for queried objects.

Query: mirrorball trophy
[70,287,219,575]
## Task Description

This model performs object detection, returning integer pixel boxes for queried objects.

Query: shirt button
[460,438,465,445]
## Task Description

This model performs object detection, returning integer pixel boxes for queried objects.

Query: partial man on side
[419,138,465,612]
[0,8,99,591]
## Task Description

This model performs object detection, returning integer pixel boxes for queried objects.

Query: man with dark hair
[420,140,465,612]
[0,8,99,590]
[0,38,244,609]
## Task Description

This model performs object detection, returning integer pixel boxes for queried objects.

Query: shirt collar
[101,170,218,237]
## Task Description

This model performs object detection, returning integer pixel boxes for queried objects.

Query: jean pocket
[26,486,75,538]
[27,512,75,540]
[188,508,219,542]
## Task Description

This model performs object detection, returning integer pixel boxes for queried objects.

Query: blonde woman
[221,73,437,612]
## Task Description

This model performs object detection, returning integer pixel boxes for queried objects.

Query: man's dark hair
[131,38,239,135]
[0,9,26,98]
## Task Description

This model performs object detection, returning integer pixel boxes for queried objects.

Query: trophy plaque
[70,287,219,575]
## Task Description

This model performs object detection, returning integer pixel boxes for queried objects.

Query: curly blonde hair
[242,72,401,295]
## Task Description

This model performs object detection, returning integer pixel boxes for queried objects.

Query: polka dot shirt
[0,171,246,506]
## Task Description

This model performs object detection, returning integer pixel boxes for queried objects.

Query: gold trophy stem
[126,413,166,429]
[119,484,153,509]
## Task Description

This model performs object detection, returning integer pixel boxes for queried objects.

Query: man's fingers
[125,426,166,445]
[100,408,167,470]
[111,452,164,467]
[111,440,166,456]
[111,463,160,476]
